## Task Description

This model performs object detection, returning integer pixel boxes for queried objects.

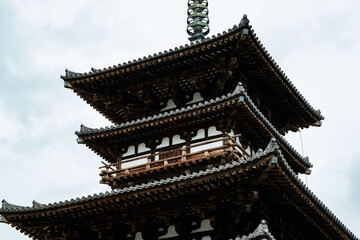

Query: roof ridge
[61,15,250,81]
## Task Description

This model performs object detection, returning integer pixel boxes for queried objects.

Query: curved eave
[61,19,248,125]
[0,145,357,240]
[270,150,357,240]
[238,86,312,171]
[245,27,324,125]
[61,31,242,124]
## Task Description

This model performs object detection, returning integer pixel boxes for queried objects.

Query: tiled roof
[246,28,324,122]
[76,92,237,136]
[0,138,357,240]
[236,84,312,168]
[61,15,323,125]
[1,138,278,213]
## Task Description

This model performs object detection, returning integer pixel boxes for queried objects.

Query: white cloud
[11,0,88,29]
[0,101,24,143]
[1,0,360,239]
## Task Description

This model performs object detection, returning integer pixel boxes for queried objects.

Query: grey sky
[0,0,359,239]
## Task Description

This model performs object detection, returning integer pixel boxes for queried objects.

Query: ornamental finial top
[187,0,209,43]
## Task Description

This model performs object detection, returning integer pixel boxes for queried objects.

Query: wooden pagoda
[0,13,357,240]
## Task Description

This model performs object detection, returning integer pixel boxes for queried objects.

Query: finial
[187,0,210,43]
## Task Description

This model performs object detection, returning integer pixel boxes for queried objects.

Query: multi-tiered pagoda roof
[0,15,356,240]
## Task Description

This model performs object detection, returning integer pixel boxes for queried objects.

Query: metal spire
[187,0,209,43]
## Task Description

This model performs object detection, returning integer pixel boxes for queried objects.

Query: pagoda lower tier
[0,141,356,240]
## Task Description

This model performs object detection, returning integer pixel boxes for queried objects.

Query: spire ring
[187,0,210,42]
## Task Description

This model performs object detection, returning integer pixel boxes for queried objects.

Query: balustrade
[99,133,251,184]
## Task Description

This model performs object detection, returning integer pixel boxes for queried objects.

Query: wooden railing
[99,133,250,182]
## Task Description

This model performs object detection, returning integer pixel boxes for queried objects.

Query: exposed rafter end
[0,215,7,223]
[240,28,249,41]
[269,156,278,166]
[238,95,245,103]
[312,120,322,127]
[64,81,72,89]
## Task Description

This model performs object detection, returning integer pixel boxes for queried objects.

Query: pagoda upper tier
[62,15,323,135]
[76,84,311,175]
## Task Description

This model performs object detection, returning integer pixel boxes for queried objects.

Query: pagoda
[0,1,357,239]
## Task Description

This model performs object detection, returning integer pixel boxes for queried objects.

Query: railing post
[146,156,151,169]
[181,146,187,161]
[115,157,122,177]
[108,136,251,177]
[116,157,122,170]
[224,134,234,151]
[204,151,210,160]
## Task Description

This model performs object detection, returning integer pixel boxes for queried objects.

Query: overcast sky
[0,0,359,239]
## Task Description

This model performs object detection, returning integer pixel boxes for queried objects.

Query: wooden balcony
[99,134,251,188]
